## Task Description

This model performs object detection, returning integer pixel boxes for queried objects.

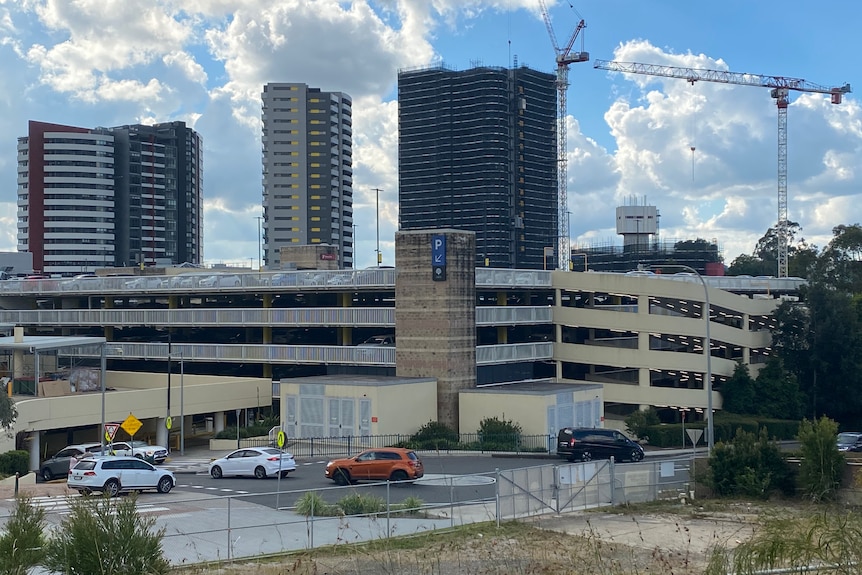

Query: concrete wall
[395,230,476,431]
[459,392,551,436]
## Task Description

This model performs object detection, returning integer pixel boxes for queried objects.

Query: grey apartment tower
[261,83,353,269]
[397,65,557,269]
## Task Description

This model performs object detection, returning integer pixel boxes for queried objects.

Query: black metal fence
[240,433,555,459]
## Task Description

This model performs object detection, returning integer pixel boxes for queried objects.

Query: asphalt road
[172,453,559,509]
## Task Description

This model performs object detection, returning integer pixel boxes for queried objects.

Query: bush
[0,450,30,477]
[624,407,660,440]
[476,416,522,451]
[0,494,46,575]
[394,496,424,516]
[797,416,844,502]
[707,427,794,499]
[401,421,460,450]
[44,493,169,575]
[294,491,339,517]
[338,493,386,516]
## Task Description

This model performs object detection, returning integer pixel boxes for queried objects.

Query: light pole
[179,349,185,456]
[643,263,714,452]
[566,210,573,271]
[100,343,106,452]
[372,188,382,265]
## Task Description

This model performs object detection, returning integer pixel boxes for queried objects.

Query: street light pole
[100,343,106,452]
[372,188,382,265]
[645,263,714,452]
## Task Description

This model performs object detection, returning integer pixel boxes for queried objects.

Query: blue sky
[1,0,860,269]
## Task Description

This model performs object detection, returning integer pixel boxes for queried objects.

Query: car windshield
[128,441,150,448]
[73,460,96,471]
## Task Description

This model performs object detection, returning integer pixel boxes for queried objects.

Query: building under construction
[570,200,724,275]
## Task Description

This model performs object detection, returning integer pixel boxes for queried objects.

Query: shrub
[294,491,339,517]
[338,493,385,516]
[477,416,522,451]
[797,416,844,502]
[707,427,794,499]
[393,496,424,515]
[44,493,169,575]
[0,494,46,575]
[0,450,30,477]
[624,407,660,440]
[403,421,460,450]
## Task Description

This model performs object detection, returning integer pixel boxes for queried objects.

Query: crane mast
[539,0,588,270]
[594,59,851,277]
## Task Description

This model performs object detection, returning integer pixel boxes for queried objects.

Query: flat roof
[0,335,106,352]
[462,380,603,396]
[279,374,436,387]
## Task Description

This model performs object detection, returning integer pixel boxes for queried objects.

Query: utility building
[397,65,557,270]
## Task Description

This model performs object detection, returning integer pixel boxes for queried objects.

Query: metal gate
[497,460,613,520]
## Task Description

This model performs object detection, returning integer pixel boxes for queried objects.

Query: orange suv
[325,447,424,485]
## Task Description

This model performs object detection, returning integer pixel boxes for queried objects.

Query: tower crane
[594,59,851,278]
[539,0,589,271]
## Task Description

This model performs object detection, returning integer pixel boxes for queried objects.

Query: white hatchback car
[208,447,296,479]
[68,456,175,496]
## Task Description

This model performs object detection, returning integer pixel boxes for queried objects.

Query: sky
[1,0,860,270]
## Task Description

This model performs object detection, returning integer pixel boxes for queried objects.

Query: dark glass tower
[398,65,557,269]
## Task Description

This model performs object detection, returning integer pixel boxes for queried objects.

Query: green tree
[44,494,169,575]
[719,362,756,415]
[0,495,46,575]
[0,388,17,437]
[797,417,844,502]
[624,407,660,439]
[753,357,801,420]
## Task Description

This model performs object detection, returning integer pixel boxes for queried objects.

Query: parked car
[68,456,175,496]
[199,274,241,288]
[39,442,103,481]
[208,447,296,479]
[123,276,165,290]
[103,440,169,464]
[556,427,644,462]
[837,432,862,452]
[60,273,98,291]
[324,447,424,485]
[358,334,395,347]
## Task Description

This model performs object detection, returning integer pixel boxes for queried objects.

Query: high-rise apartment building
[398,65,557,269]
[112,122,203,266]
[261,83,353,269]
[17,120,202,274]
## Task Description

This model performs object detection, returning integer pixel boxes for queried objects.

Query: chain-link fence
[0,456,693,566]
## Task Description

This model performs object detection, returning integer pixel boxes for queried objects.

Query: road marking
[416,473,496,486]
[5,495,168,515]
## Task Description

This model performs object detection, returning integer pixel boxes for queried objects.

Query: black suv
[557,428,644,462]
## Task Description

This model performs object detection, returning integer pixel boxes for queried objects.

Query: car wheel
[157,476,173,494]
[333,469,350,486]
[41,468,53,482]
[581,451,593,462]
[210,465,223,479]
[134,454,144,459]
[77,488,91,496]
[630,449,644,462]
[280,470,290,478]
[103,479,120,497]
[254,466,267,479]
[390,470,409,483]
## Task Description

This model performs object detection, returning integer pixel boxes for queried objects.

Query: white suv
[68,456,175,496]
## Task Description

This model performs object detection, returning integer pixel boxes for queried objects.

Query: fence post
[449,476,455,528]
[386,480,391,537]
[495,468,501,528]
[310,492,315,549]
[553,465,560,514]
[348,435,352,454]
[226,496,232,561]
[610,458,616,506]
[14,472,19,496]
[310,437,314,458]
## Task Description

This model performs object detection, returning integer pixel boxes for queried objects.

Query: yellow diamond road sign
[121,414,143,437]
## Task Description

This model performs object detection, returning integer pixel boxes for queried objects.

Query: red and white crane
[539,0,589,271]
[593,59,851,278]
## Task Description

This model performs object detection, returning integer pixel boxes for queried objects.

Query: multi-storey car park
[0,230,803,471]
